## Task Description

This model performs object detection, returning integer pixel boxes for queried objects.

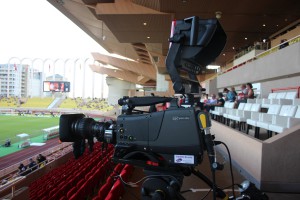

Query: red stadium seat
[67,186,77,199]
[119,169,130,182]
[98,182,113,199]
[113,163,124,174]
[123,164,134,174]
[104,180,124,200]
[76,179,85,188]
[92,195,103,200]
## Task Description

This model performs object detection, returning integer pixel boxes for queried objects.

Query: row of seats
[92,163,134,200]
[223,102,261,131]
[29,143,115,200]
[246,104,300,138]
[211,101,300,139]
[248,91,299,108]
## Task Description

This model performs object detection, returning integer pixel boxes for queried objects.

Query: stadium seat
[123,164,134,175]
[59,196,67,200]
[210,102,235,122]
[246,99,256,103]
[93,195,103,200]
[223,102,246,125]
[261,93,278,108]
[262,92,295,108]
[76,178,85,188]
[227,103,256,131]
[255,104,282,138]
[113,163,124,174]
[67,186,77,199]
[268,106,300,134]
[120,169,131,182]
[105,179,124,200]
[98,182,113,199]
[285,91,298,99]
[246,104,294,138]
[270,92,292,104]
[293,98,300,106]
[69,190,82,200]
[94,165,106,185]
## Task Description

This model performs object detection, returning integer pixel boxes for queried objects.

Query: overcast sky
[0,0,106,61]
[0,0,108,98]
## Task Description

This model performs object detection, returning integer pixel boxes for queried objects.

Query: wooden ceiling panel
[132,0,160,11]
[92,52,157,80]
[90,64,143,84]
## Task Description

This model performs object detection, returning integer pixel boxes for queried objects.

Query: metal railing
[220,34,300,75]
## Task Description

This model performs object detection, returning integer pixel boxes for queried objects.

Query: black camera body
[113,102,204,168]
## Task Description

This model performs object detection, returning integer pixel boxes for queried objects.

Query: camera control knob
[119,128,124,133]
[128,136,134,141]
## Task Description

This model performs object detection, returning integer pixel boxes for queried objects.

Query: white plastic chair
[268,105,300,134]
[285,91,297,99]
[254,104,282,138]
[223,102,246,119]
[261,93,278,108]
[210,102,234,122]
[256,104,282,129]
[246,99,256,103]
[293,98,300,106]
[227,103,252,120]
[270,92,292,105]
[227,103,261,131]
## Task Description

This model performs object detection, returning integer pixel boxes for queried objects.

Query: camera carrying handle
[118,96,173,107]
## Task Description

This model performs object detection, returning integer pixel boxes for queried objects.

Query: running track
[0,138,60,170]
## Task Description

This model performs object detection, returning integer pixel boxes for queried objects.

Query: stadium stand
[59,97,113,111]
[20,97,53,108]
[0,97,19,107]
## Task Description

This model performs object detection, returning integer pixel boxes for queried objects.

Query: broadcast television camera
[59,16,268,200]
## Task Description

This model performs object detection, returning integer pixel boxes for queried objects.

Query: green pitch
[0,115,59,143]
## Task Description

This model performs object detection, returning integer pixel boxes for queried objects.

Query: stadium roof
[47,0,300,86]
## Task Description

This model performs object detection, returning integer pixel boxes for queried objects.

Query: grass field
[0,115,59,144]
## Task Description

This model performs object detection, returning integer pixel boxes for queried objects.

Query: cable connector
[212,162,224,171]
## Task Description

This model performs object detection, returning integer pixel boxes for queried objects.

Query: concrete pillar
[156,72,169,92]
[204,78,218,95]
[105,77,136,105]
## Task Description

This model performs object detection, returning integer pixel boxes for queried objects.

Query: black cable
[222,183,243,190]
[218,141,236,199]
